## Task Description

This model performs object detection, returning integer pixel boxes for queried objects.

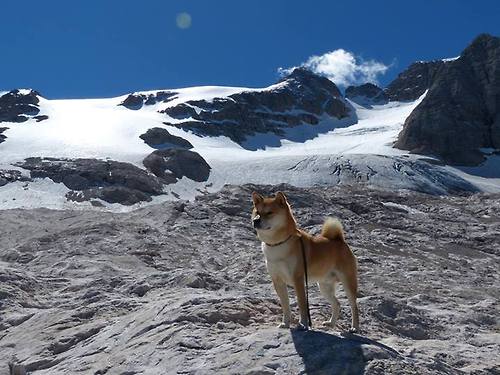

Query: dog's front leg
[271,276,290,328]
[293,275,309,330]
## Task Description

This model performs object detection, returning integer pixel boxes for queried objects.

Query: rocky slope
[384,61,445,102]
[122,68,353,148]
[0,184,499,374]
[395,34,500,165]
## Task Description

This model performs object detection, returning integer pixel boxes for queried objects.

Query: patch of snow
[442,56,460,62]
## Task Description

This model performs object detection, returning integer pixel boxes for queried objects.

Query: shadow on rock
[291,329,399,375]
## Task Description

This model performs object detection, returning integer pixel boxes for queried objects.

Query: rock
[34,115,49,122]
[0,127,7,144]
[395,34,500,165]
[345,83,388,106]
[119,91,177,110]
[385,61,444,102]
[0,169,30,187]
[15,157,164,205]
[139,127,193,149]
[0,90,46,123]
[143,149,211,183]
[0,184,499,373]
[161,68,352,147]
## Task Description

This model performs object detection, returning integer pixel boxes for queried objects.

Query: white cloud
[279,49,390,87]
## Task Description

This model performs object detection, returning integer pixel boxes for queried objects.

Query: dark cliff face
[385,61,444,102]
[395,34,500,165]
[154,68,352,148]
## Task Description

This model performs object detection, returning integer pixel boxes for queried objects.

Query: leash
[299,235,312,328]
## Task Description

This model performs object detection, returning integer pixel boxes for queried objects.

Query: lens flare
[176,12,192,29]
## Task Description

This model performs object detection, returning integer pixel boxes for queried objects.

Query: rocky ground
[0,184,499,374]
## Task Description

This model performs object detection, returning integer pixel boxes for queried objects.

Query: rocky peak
[395,34,500,165]
[345,83,388,106]
[277,67,343,98]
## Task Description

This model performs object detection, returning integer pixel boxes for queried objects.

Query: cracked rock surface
[0,185,499,374]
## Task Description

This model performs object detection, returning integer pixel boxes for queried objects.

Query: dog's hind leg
[272,276,291,328]
[338,272,360,333]
[319,280,340,328]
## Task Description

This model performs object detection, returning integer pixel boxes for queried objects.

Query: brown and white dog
[251,191,360,331]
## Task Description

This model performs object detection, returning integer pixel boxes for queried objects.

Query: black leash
[299,235,312,328]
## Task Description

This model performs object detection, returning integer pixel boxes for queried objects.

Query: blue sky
[1,0,499,98]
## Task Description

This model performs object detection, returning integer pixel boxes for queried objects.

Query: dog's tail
[321,217,345,241]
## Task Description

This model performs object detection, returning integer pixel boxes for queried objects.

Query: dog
[251,191,359,332]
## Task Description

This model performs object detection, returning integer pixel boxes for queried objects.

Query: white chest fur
[262,242,298,285]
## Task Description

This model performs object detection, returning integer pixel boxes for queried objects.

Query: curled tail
[321,217,345,241]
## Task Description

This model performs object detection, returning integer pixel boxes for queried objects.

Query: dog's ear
[275,191,288,207]
[252,191,264,205]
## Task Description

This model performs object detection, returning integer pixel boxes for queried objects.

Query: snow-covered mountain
[1,35,499,210]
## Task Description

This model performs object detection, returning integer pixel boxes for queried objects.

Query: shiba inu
[251,191,359,332]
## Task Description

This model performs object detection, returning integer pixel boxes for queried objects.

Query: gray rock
[139,127,193,149]
[345,83,388,106]
[0,184,498,373]
[385,61,444,102]
[15,157,164,205]
[395,34,500,165]
[143,149,211,182]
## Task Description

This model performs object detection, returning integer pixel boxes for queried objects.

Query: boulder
[143,149,211,183]
[139,127,193,149]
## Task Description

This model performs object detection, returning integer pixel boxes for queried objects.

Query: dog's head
[251,191,291,234]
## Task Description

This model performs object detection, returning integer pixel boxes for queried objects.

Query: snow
[1,86,499,211]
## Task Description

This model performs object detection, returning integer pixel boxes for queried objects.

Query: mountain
[1,34,499,210]
[395,34,500,165]
[121,67,352,148]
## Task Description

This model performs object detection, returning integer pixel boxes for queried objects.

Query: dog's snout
[253,215,261,228]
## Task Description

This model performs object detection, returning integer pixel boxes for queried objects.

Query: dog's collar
[264,234,294,247]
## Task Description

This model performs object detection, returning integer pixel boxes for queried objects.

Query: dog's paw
[294,323,309,331]
[349,327,359,334]
[278,322,290,329]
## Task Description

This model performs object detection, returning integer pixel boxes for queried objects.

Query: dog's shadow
[290,329,399,375]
